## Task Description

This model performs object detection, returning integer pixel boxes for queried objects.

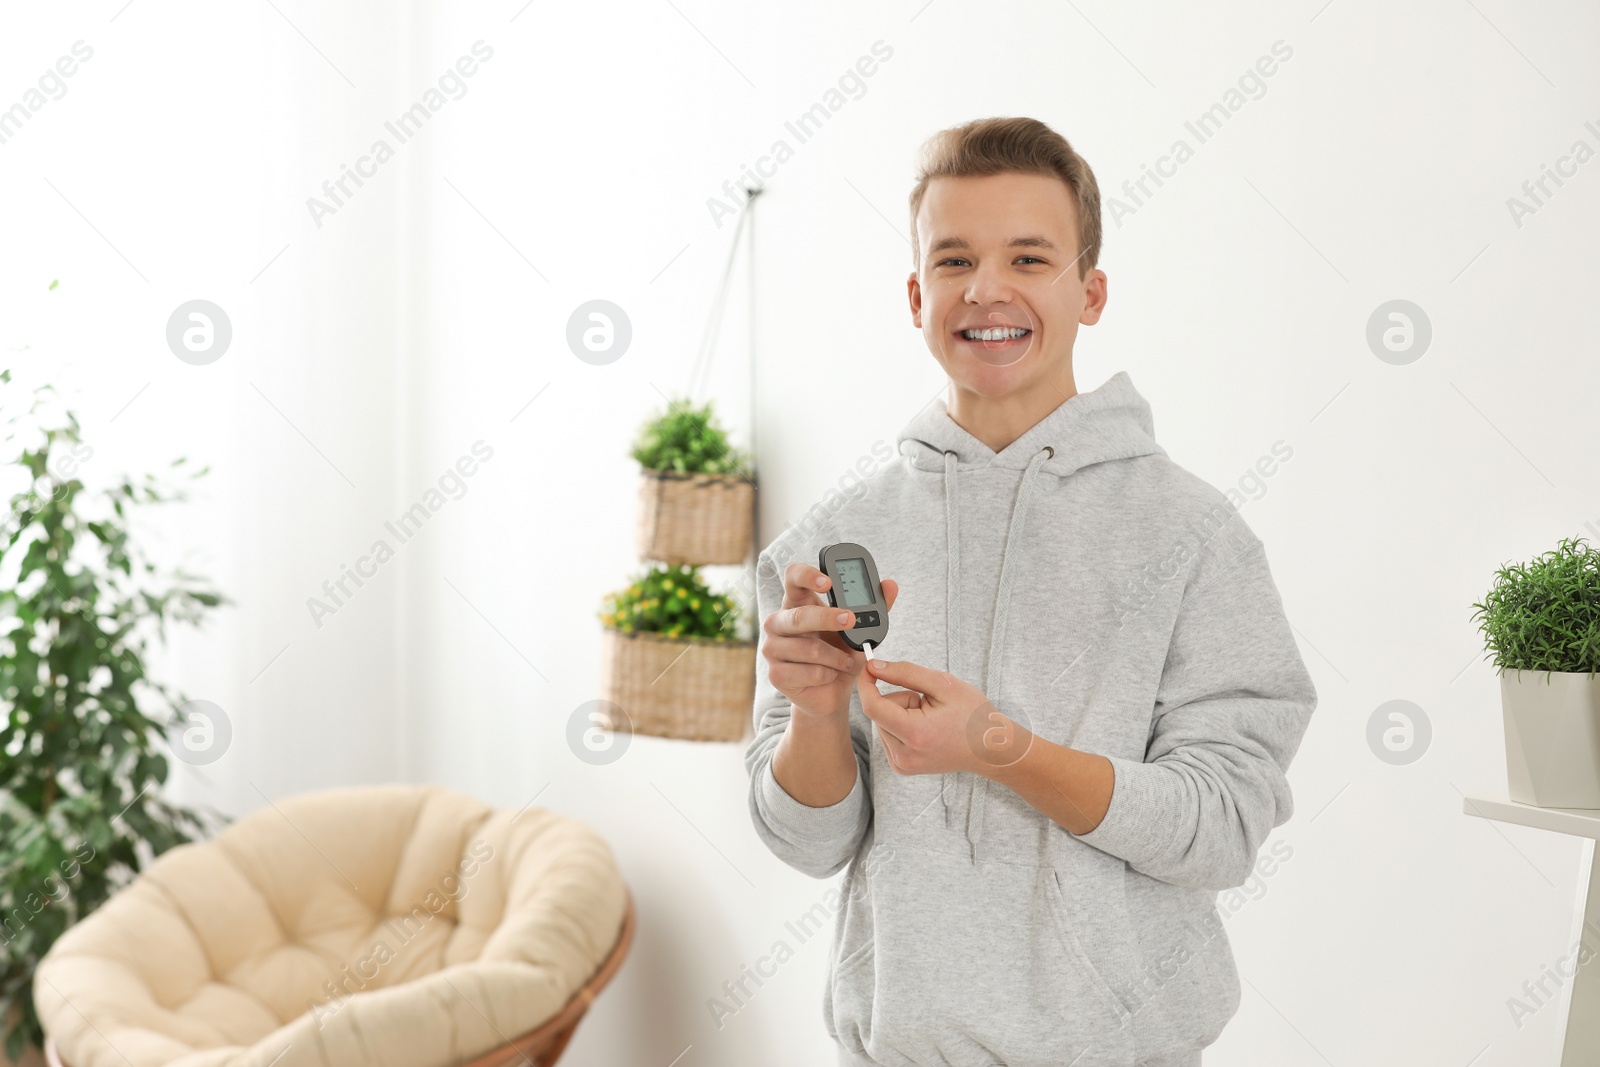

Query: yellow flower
[677,588,687,598]
[690,598,699,609]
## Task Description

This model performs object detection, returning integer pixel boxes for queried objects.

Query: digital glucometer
[818,542,889,657]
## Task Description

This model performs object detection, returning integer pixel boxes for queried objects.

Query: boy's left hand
[855,656,1033,777]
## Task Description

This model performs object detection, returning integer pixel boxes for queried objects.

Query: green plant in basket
[598,563,740,641]
[630,397,752,477]
[1471,535,1600,675]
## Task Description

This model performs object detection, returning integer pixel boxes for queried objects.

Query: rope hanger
[684,185,762,458]
[679,184,763,556]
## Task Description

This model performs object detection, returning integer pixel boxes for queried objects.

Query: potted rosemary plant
[632,397,754,565]
[0,375,226,1061]
[596,563,754,742]
[1471,535,1600,807]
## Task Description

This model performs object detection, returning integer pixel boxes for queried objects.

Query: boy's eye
[936,255,1046,267]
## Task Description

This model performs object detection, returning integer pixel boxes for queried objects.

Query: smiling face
[908,171,1107,400]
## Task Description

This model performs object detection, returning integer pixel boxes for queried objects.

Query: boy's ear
[907,272,922,328]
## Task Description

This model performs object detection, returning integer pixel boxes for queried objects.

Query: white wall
[1,1,415,812]
[6,1,1600,1065]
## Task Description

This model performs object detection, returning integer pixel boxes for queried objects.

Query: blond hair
[908,116,1102,280]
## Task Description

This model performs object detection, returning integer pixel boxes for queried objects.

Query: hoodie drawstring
[941,444,1055,861]
[940,450,960,829]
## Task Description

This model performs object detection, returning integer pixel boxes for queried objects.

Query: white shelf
[1462,794,1600,840]
[1464,793,1600,1064]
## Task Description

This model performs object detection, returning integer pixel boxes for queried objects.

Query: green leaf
[1473,536,1600,675]
[629,397,753,478]
[597,561,741,641]
[0,378,229,1055]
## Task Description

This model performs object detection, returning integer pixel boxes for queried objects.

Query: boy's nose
[965,268,1016,305]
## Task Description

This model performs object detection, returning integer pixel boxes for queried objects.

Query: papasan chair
[33,783,633,1067]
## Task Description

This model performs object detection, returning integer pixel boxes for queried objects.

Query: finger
[781,561,831,609]
[864,656,952,701]
[870,687,922,711]
[769,661,839,691]
[762,632,854,674]
[881,577,899,613]
[766,603,862,639]
[856,669,911,743]
[877,726,909,774]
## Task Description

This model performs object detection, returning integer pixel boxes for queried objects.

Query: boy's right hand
[764,562,899,721]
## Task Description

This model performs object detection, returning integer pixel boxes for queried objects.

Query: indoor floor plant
[0,375,226,1060]
[1472,535,1600,808]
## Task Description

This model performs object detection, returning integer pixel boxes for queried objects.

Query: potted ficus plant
[632,397,755,566]
[596,563,754,742]
[1471,535,1600,808]
[0,372,227,1062]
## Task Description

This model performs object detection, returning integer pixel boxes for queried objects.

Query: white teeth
[962,327,1029,341]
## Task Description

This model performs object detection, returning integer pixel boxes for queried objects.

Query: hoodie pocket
[830,842,1134,1067]
[1044,866,1137,1024]
[824,850,883,1054]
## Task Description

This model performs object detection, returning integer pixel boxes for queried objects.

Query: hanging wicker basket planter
[636,469,754,565]
[598,627,756,742]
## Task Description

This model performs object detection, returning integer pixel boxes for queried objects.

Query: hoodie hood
[892,371,1168,856]
[896,370,1166,476]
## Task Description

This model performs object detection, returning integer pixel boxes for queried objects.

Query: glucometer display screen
[834,557,876,608]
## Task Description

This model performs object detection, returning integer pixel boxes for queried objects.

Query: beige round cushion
[34,784,627,1067]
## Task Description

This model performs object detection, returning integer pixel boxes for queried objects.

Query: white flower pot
[1502,670,1600,808]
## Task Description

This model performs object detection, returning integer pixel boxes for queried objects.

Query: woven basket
[598,627,756,742]
[636,469,754,565]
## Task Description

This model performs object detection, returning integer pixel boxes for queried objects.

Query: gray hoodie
[744,371,1317,1067]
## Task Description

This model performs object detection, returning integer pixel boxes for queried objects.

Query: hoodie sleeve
[1071,505,1317,892]
[744,540,874,879]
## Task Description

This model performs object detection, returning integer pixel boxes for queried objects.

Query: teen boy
[744,116,1317,1067]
